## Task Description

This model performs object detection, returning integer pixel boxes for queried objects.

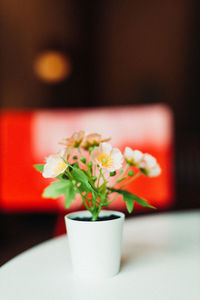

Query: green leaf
[126,197,134,213]
[43,180,77,209]
[71,167,92,193]
[64,181,77,208]
[130,194,155,209]
[98,181,107,199]
[70,167,99,209]
[119,190,135,213]
[108,187,156,211]
[72,162,79,168]
[42,181,69,198]
[33,164,44,173]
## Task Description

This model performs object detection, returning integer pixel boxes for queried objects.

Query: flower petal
[91,147,102,167]
[141,154,157,169]
[148,165,161,177]
[124,147,133,160]
[100,142,112,154]
[42,155,67,178]
[110,148,123,170]
[124,147,143,165]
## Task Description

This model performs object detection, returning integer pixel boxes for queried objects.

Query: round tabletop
[1,211,200,300]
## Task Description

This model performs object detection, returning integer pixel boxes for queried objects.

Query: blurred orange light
[34,51,71,83]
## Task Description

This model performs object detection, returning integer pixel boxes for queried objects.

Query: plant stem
[118,164,129,178]
[77,147,84,156]
[94,164,96,177]
[92,206,101,221]
[80,192,91,211]
[97,168,102,188]
[120,171,142,189]
[109,193,119,202]
[113,164,129,186]
[101,170,106,182]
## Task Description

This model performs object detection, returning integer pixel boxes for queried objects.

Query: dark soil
[72,214,120,222]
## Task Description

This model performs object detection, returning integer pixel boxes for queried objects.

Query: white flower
[124,147,143,165]
[43,151,68,178]
[91,142,123,172]
[139,153,161,177]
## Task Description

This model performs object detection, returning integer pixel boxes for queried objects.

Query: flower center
[97,152,113,168]
[54,161,67,174]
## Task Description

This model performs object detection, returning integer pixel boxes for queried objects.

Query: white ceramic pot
[65,210,125,279]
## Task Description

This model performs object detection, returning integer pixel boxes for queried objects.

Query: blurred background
[1,0,200,265]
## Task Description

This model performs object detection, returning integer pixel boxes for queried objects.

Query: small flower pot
[65,210,125,279]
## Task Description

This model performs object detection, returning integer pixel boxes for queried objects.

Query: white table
[1,211,200,300]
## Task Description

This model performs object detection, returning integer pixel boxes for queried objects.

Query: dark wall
[1,1,199,112]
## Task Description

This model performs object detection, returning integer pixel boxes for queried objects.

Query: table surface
[1,211,200,300]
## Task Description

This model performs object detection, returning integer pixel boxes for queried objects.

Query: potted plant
[34,131,161,278]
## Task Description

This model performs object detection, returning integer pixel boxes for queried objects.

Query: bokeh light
[34,51,71,83]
